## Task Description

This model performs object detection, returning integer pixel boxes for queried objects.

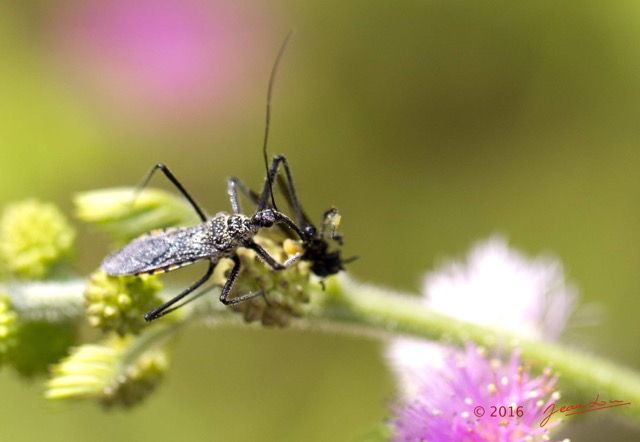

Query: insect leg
[143,261,215,322]
[219,254,266,305]
[275,174,314,227]
[245,241,301,270]
[228,156,309,234]
[320,207,343,244]
[257,156,305,228]
[227,177,261,214]
[147,284,221,320]
[136,163,207,222]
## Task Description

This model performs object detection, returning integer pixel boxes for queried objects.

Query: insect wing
[101,225,215,276]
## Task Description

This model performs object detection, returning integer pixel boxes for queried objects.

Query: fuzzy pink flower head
[391,345,564,442]
[49,0,273,131]
[387,236,576,393]
[425,236,576,341]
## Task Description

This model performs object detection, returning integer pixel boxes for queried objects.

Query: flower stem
[317,275,640,424]
[7,275,640,425]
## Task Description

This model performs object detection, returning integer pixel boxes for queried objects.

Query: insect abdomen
[101,225,217,276]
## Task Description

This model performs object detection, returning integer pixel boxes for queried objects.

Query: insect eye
[303,224,317,238]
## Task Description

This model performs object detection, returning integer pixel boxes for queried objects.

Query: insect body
[102,213,267,276]
[298,207,348,278]
[101,163,305,322]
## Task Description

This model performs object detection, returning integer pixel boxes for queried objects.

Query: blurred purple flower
[49,0,273,130]
[387,235,576,393]
[391,344,564,442]
[423,235,576,340]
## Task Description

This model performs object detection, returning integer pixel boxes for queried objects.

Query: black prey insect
[244,170,351,280]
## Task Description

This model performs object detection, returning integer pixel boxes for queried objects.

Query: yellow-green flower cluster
[0,293,18,364]
[46,335,170,408]
[84,271,163,335]
[0,199,75,279]
[214,235,312,327]
[99,344,169,408]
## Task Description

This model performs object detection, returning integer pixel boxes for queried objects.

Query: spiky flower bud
[84,271,163,335]
[214,235,312,327]
[0,292,19,364]
[75,188,199,242]
[0,199,75,279]
[45,335,170,408]
[99,343,169,408]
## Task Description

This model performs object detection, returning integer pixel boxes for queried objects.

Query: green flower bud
[100,344,169,408]
[0,293,19,365]
[75,188,199,242]
[213,235,312,327]
[45,335,170,408]
[0,199,75,279]
[84,271,164,336]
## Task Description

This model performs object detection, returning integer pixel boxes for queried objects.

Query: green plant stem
[7,276,640,425]
[1,280,86,322]
[317,275,640,424]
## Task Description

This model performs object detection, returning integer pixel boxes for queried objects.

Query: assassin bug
[101,157,305,322]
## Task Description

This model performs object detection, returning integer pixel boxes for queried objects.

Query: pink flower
[49,0,274,131]
[387,236,576,393]
[387,236,575,440]
[391,345,564,442]
[423,235,576,340]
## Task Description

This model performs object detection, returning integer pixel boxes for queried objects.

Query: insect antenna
[262,29,295,213]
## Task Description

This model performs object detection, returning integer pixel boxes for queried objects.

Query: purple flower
[423,235,576,340]
[387,236,576,394]
[48,0,273,131]
[391,345,564,442]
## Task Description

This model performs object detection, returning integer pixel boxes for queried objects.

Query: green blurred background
[1,1,640,440]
